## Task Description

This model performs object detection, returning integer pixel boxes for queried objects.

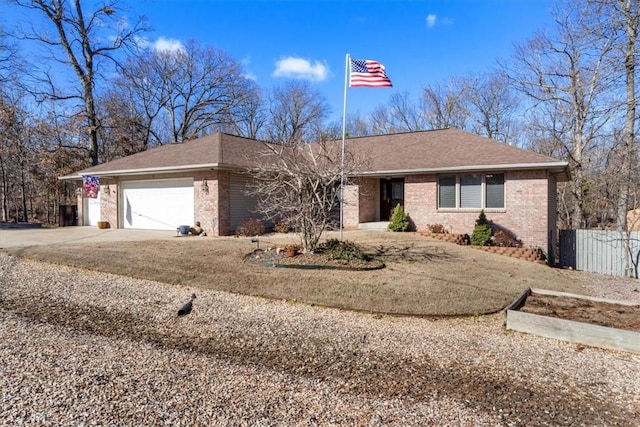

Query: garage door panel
[122,179,194,230]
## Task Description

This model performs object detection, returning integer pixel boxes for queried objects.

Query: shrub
[274,219,291,233]
[470,210,492,246]
[235,218,265,236]
[475,209,489,226]
[492,227,521,247]
[318,239,370,263]
[427,223,446,234]
[388,204,410,232]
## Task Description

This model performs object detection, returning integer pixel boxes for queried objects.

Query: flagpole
[340,53,350,240]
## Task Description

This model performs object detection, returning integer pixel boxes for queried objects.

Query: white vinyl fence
[559,230,640,278]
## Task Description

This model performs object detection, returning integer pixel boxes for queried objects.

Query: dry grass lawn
[5,230,607,316]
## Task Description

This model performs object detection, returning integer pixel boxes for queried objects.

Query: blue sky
[4,0,555,124]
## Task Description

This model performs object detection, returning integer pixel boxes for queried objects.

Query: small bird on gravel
[177,293,197,316]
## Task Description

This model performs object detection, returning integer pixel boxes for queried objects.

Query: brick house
[60,128,568,249]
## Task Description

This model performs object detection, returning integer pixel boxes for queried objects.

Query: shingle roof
[61,128,567,179]
[347,128,567,175]
[61,133,269,178]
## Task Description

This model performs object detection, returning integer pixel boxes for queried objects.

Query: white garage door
[121,178,194,230]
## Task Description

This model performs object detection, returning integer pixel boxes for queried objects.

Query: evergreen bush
[388,204,410,232]
[470,210,492,246]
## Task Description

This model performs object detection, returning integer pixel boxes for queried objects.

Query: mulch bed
[244,249,385,270]
[520,292,640,332]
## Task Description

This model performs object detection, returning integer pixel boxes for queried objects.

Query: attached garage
[121,178,194,230]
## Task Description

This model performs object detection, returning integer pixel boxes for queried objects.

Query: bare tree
[222,85,266,139]
[463,71,521,143]
[9,0,147,165]
[247,81,340,250]
[563,0,639,276]
[369,105,394,134]
[0,92,19,221]
[507,1,617,228]
[606,0,638,234]
[26,109,85,224]
[95,90,150,161]
[384,91,427,132]
[368,91,430,134]
[247,136,360,252]
[0,88,36,222]
[344,112,373,137]
[117,40,255,144]
[420,79,469,130]
[265,80,330,144]
[0,26,19,84]
[113,51,170,148]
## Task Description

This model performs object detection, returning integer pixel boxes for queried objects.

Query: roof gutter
[354,161,569,177]
[59,163,224,180]
[59,160,569,181]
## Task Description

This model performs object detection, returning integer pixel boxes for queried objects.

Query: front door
[380,178,404,221]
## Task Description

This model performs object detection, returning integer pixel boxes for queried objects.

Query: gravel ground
[1,253,639,426]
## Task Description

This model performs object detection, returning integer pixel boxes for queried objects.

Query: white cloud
[272,56,329,82]
[239,56,257,81]
[153,36,184,53]
[426,14,437,28]
[426,13,453,29]
[243,71,258,81]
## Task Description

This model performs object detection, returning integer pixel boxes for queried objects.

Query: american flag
[349,58,393,88]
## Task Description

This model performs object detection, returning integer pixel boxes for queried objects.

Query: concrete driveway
[0,226,179,249]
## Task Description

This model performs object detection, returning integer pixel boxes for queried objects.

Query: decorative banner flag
[349,58,393,88]
[82,175,99,199]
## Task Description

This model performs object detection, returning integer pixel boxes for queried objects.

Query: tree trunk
[19,161,27,222]
[616,0,636,233]
[0,156,7,222]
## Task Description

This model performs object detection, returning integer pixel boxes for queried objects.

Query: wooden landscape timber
[504,288,640,354]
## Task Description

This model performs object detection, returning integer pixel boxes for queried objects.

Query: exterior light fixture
[201,179,209,194]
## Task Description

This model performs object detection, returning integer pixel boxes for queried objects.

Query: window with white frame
[437,173,505,209]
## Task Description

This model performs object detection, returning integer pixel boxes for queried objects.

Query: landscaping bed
[471,246,546,262]
[505,288,640,353]
[420,230,546,263]
[520,291,640,332]
[244,248,386,270]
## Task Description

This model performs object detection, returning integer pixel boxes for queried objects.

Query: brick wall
[100,179,118,227]
[193,170,232,236]
[547,174,558,255]
[217,171,231,236]
[357,178,377,223]
[505,170,550,248]
[404,174,436,230]
[343,184,360,229]
[399,170,551,248]
[194,171,219,235]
